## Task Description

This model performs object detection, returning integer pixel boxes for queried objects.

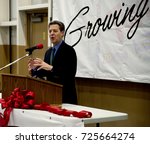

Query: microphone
[25,43,43,55]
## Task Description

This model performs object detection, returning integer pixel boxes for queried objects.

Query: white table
[62,104,128,125]
[0,93,128,127]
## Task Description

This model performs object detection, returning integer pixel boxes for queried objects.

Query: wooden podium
[1,74,63,105]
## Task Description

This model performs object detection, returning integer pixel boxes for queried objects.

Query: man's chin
[51,40,56,44]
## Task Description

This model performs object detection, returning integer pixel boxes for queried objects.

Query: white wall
[0,27,9,45]
[31,0,48,5]
[11,0,17,20]
[0,0,9,21]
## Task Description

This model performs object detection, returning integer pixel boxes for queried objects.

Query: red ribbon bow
[0,88,92,127]
[0,88,35,126]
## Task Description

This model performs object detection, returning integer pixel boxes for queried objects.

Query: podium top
[1,73,63,87]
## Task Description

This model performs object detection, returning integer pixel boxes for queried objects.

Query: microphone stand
[0,53,29,71]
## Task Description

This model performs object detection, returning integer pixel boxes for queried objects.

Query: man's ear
[61,31,65,37]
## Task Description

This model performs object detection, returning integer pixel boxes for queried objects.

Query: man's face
[48,24,64,45]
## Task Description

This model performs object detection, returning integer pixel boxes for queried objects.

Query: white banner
[53,0,150,83]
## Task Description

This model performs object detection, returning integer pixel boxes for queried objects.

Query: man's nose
[50,30,55,34]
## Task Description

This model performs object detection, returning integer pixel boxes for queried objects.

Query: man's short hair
[49,20,65,32]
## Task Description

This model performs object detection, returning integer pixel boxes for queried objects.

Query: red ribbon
[0,88,92,127]
[0,112,6,127]
[34,104,92,118]
[0,88,35,127]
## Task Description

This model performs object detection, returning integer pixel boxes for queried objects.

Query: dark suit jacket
[33,41,77,104]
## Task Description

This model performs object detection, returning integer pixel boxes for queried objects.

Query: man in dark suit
[28,20,77,104]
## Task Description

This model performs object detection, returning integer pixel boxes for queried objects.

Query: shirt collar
[53,40,63,52]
